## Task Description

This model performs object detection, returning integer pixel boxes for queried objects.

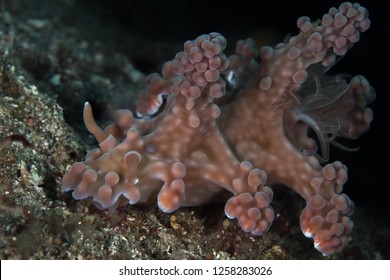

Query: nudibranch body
[63,2,375,256]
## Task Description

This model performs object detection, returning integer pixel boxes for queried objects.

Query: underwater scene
[0,0,388,260]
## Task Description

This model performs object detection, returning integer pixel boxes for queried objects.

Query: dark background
[81,0,389,222]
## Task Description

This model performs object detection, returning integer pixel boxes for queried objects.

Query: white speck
[50,74,61,86]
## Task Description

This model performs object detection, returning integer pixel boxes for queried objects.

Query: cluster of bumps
[63,2,375,256]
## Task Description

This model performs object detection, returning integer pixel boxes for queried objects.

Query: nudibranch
[63,2,375,256]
